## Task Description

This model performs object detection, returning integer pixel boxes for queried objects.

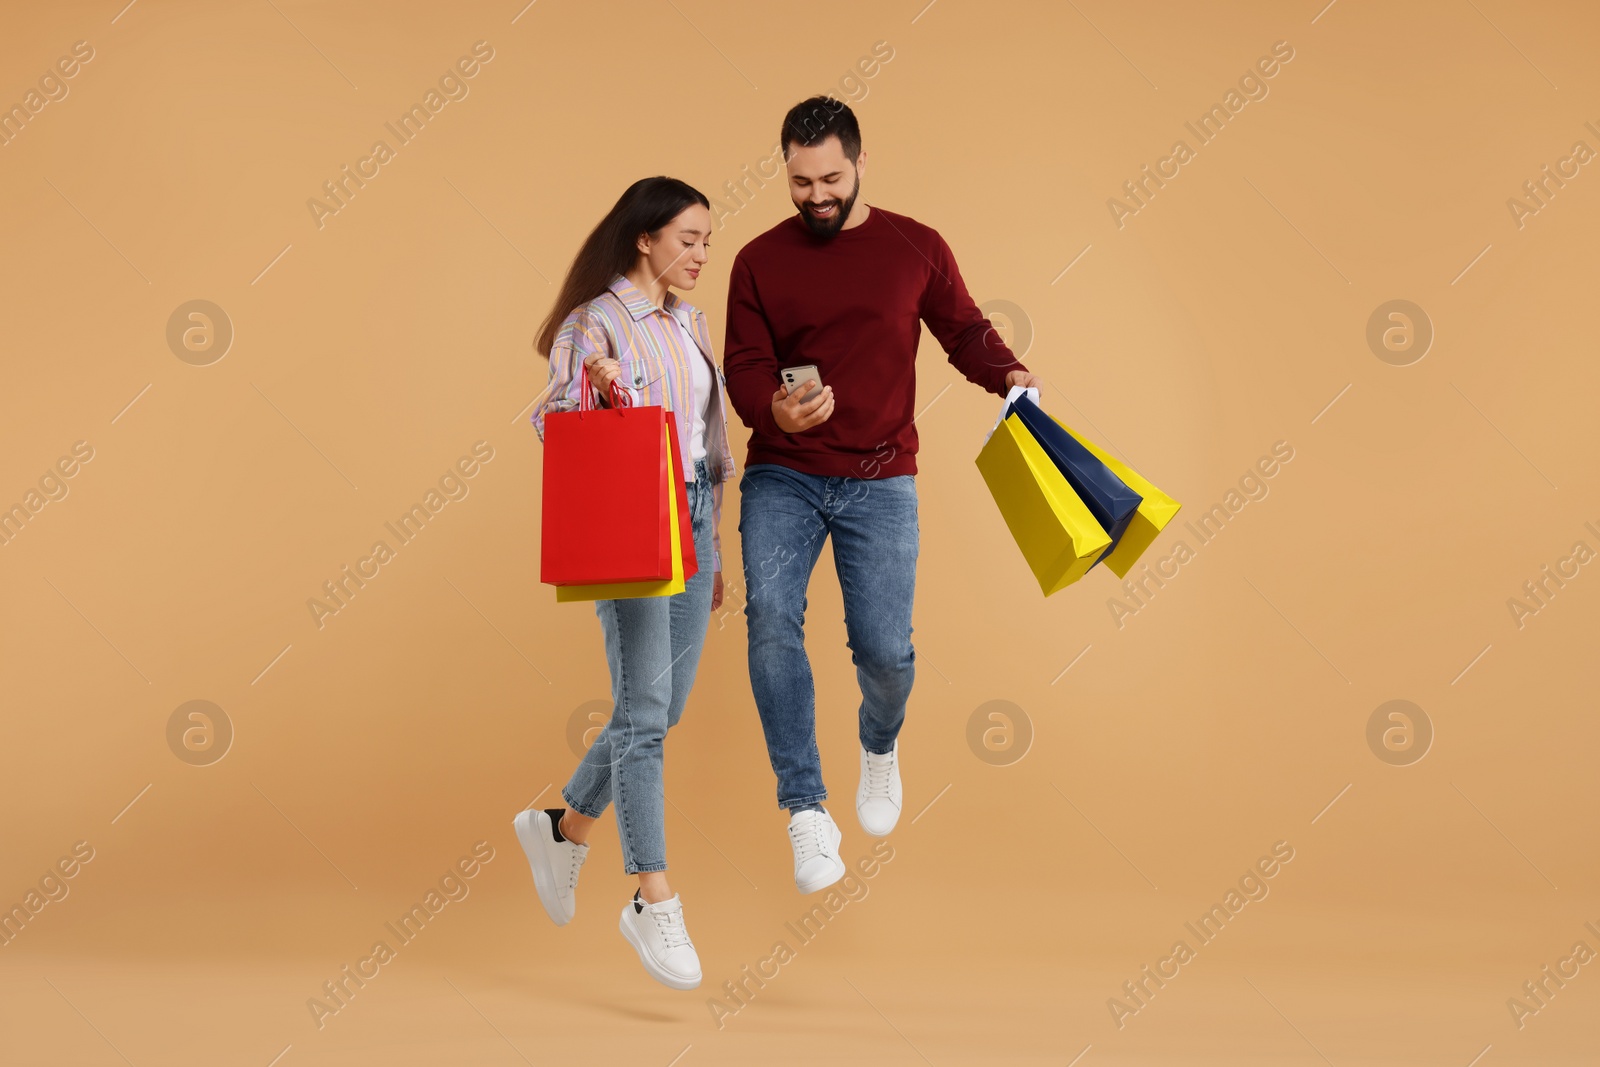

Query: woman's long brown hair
[534,176,711,358]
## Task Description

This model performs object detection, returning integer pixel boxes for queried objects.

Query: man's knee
[849,638,914,679]
[745,581,808,631]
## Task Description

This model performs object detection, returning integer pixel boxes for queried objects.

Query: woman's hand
[711,571,723,611]
[583,353,622,396]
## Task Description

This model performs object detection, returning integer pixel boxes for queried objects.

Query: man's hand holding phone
[771,366,834,433]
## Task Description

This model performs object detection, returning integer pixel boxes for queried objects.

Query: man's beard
[797,173,861,238]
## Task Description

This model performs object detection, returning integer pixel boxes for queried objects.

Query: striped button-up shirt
[532,273,738,571]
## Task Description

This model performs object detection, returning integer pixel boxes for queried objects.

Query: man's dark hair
[780,96,862,162]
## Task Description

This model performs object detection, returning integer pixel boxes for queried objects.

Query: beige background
[2,1,1597,1064]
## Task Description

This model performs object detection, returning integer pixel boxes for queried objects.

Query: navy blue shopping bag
[1005,394,1143,566]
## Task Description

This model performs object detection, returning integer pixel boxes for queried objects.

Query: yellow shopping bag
[1046,414,1182,578]
[556,425,688,602]
[977,411,1112,596]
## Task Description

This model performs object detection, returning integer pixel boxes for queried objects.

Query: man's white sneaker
[856,741,903,837]
[787,808,846,894]
[512,808,588,926]
[618,891,702,990]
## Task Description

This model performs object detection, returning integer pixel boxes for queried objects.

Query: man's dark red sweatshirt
[722,205,1028,479]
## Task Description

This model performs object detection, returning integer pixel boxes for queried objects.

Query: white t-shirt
[671,309,713,480]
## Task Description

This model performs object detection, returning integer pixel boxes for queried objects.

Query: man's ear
[855,150,867,180]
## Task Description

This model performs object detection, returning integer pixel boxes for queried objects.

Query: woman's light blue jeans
[562,459,715,874]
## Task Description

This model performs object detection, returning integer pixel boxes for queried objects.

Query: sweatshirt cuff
[755,399,784,439]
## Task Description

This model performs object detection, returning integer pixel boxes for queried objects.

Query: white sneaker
[618,892,701,990]
[512,808,588,926]
[787,808,846,894]
[856,741,902,837]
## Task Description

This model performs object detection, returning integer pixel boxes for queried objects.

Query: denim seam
[794,610,824,806]
[611,603,638,874]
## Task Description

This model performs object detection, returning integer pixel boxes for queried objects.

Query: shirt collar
[607,273,698,324]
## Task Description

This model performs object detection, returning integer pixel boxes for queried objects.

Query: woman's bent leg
[562,591,675,875]
[559,468,717,876]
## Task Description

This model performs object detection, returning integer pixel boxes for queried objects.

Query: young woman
[516,177,736,991]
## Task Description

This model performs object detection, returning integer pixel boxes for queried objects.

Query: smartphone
[780,364,824,403]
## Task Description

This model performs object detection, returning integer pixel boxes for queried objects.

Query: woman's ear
[635,231,654,257]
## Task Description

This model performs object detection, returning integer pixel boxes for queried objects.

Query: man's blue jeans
[737,463,918,811]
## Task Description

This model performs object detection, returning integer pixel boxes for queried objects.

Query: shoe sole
[512,809,573,927]
[618,905,701,990]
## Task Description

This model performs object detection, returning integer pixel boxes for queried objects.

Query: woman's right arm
[533,312,629,441]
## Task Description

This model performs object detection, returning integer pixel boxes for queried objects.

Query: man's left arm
[919,230,1042,394]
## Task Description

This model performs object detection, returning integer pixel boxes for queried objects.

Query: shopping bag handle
[981,384,1041,446]
[578,375,633,414]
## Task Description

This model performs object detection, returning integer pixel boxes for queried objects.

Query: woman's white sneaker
[618,891,702,990]
[856,741,902,837]
[512,808,588,926]
[787,808,846,894]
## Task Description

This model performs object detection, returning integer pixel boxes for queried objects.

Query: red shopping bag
[541,381,672,585]
[557,420,697,602]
